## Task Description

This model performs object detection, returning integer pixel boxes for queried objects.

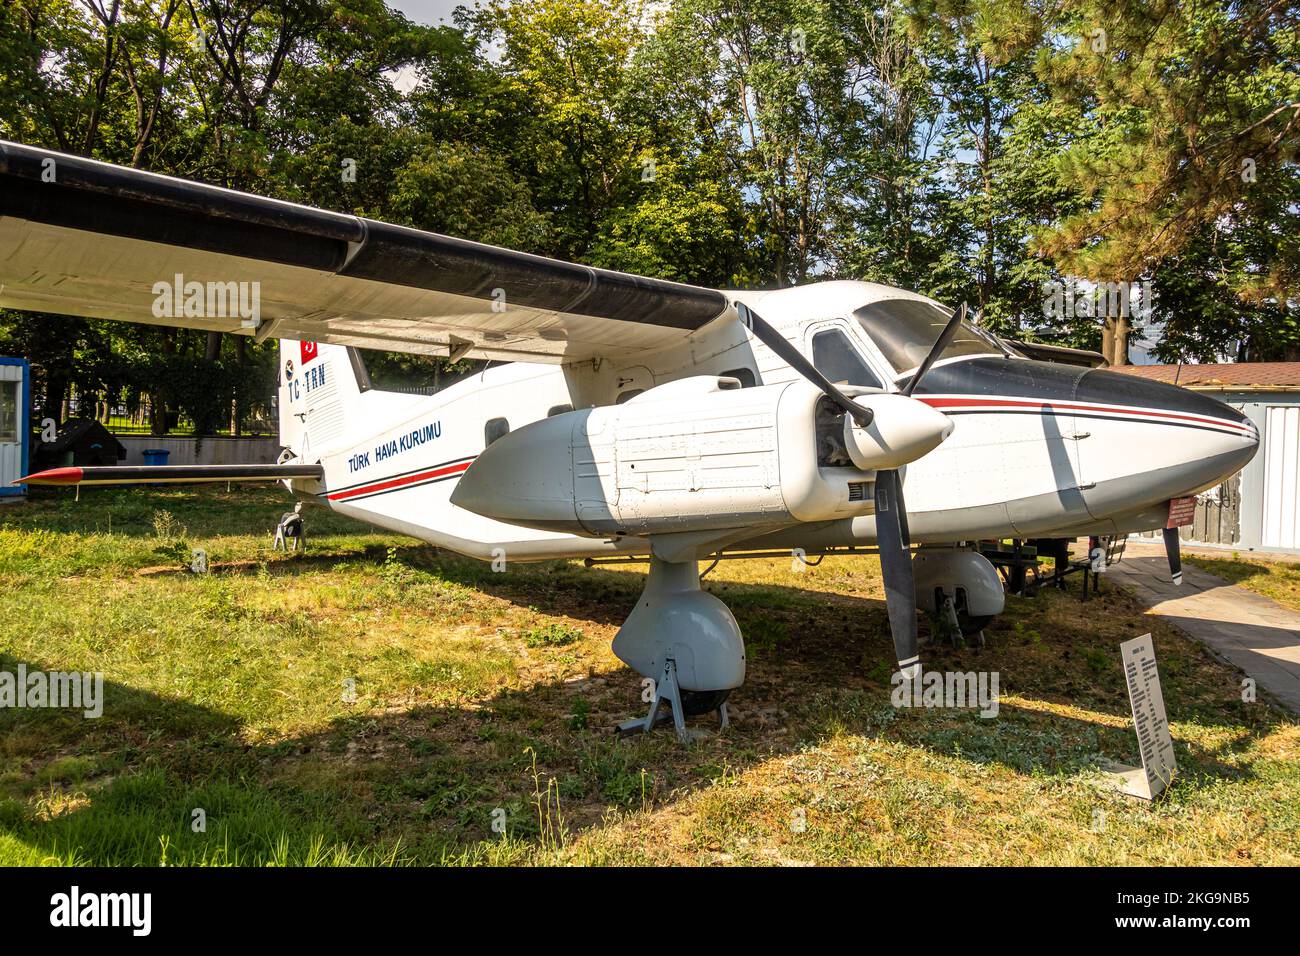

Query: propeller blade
[902,302,969,397]
[1162,527,1183,585]
[736,301,874,428]
[897,472,911,550]
[875,469,919,678]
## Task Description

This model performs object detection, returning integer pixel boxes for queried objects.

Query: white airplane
[3,141,1259,738]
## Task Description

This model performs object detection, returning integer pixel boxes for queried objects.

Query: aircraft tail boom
[17,463,324,486]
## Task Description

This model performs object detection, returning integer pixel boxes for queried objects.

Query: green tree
[1030,0,1300,359]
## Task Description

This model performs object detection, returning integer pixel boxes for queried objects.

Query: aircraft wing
[0,141,733,363]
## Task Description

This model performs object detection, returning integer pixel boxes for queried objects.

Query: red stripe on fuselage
[327,460,472,501]
[916,396,1254,434]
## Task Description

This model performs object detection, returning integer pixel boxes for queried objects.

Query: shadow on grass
[2,551,1289,865]
[7,486,379,541]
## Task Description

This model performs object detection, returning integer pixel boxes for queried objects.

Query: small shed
[0,357,30,502]
[34,418,126,468]
[1113,363,1300,553]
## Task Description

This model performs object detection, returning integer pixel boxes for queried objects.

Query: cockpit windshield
[853,298,1015,373]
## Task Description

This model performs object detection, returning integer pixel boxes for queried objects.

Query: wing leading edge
[0,141,733,363]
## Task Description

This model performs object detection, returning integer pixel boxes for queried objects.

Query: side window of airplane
[351,346,488,395]
[721,367,757,388]
[616,389,643,404]
[484,417,510,446]
[547,404,573,417]
[811,329,883,389]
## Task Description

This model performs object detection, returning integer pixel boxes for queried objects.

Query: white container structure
[0,357,29,502]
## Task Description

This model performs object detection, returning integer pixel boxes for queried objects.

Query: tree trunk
[1112,317,1130,365]
[43,374,67,429]
[152,328,177,436]
[230,336,246,436]
[1102,317,1131,365]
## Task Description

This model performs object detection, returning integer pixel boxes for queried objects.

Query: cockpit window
[811,329,882,388]
[854,299,1011,373]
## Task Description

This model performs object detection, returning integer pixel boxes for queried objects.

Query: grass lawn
[1185,553,1300,613]
[1,486,1297,866]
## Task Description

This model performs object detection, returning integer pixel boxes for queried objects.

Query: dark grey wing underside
[0,141,732,362]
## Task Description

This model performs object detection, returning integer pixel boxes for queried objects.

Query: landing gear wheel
[957,613,992,637]
[678,689,731,716]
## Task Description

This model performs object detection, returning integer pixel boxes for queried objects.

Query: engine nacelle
[450,375,952,537]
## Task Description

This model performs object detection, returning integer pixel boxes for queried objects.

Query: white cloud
[387,0,478,25]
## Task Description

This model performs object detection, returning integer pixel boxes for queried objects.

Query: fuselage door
[1065,391,1094,514]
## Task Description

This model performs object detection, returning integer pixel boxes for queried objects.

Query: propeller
[875,303,968,679]
[1162,527,1183,585]
[736,302,874,428]
[901,303,969,397]
[737,298,969,680]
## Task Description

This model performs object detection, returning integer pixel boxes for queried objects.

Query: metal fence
[62,391,275,437]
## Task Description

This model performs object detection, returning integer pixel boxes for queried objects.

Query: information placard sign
[1166,496,1196,528]
[1108,633,1177,800]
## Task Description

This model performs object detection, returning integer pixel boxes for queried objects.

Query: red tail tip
[14,467,84,485]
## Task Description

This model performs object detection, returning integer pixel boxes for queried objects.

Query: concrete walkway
[1108,542,1300,715]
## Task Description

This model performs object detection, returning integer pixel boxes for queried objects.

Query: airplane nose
[1077,367,1259,507]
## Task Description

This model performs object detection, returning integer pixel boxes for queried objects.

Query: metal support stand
[929,591,985,649]
[1082,568,1103,600]
[617,657,728,744]
[273,505,305,553]
[933,592,962,647]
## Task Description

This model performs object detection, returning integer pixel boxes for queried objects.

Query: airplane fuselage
[282,280,1258,560]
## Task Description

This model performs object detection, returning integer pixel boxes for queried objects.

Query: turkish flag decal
[300,341,319,364]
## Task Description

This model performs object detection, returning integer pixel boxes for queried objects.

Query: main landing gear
[612,553,742,743]
[610,546,1008,741]
[616,657,732,743]
[912,547,1004,649]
